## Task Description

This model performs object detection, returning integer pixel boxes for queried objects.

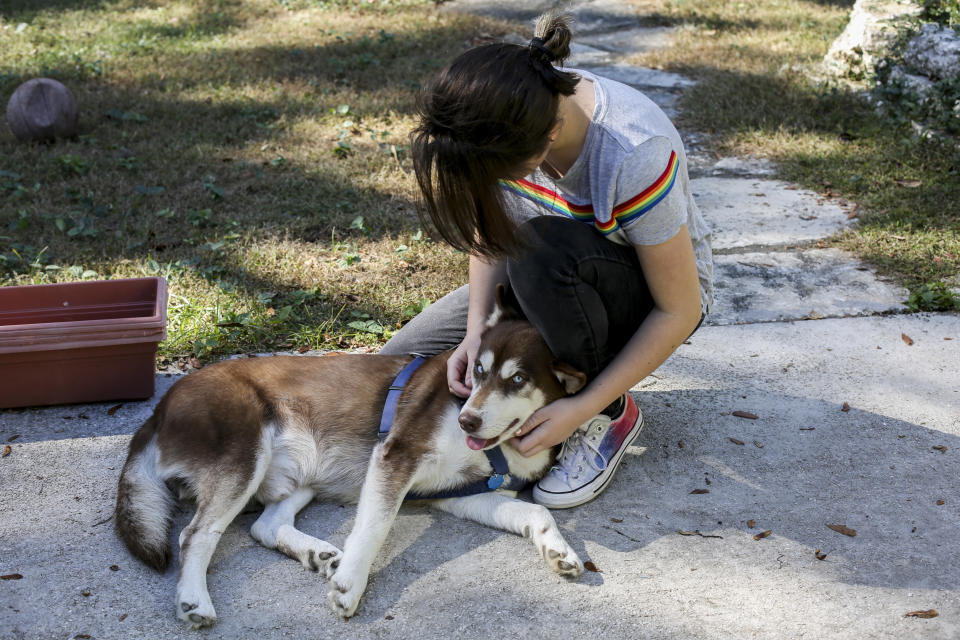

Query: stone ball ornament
[6,78,79,142]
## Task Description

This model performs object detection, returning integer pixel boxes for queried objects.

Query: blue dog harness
[378,356,529,500]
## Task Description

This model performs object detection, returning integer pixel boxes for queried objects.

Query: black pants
[381,217,666,380]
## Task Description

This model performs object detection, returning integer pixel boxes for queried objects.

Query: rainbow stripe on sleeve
[499,150,679,236]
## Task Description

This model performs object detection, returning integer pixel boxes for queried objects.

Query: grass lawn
[627,0,960,302]
[1,0,956,366]
[0,0,503,364]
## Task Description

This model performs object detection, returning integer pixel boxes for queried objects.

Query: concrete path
[2,3,958,639]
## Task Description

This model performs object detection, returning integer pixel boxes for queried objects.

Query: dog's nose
[458,411,482,433]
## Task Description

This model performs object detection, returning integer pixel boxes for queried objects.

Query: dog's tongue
[466,435,490,450]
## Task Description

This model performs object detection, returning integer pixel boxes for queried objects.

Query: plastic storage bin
[0,277,167,408]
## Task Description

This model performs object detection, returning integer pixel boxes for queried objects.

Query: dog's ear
[485,283,523,328]
[552,360,586,395]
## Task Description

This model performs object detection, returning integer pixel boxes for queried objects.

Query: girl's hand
[447,334,481,398]
[509,395,597,457]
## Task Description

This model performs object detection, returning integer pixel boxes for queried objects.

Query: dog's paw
[326,563,367,619]
[533,527,584,578]
[541,543,584,577]
[278,537,342,573]
[177,597,217,629]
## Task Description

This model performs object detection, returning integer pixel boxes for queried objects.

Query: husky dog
[115,290,587,627]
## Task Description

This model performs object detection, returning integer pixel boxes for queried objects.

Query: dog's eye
[511,374,526,385]
[475,362,483,375]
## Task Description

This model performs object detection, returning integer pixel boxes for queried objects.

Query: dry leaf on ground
[189,357,203,369]
[729,437,744,445]
[815,549,828,560]
[118,614,128,622]
[2,445,10,457]
[584,561,602,573]
[1,573,23,580]
[747,519,756,528]
[841,402,851,412]
[753,530,772,540]
[690,489,710,495]
[610,517,623,523]
[902,333,914,346]
[904,610,938,618]
[896,179,922,188]
[937,500,945,505]
[827,524,856,537]
[933,445,947,453]
[733,410,758,419]
[107,404,123,415]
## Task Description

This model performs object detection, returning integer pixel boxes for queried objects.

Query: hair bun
[531,10,573,66]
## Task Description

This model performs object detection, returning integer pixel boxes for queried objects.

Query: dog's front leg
[432,493,584,577]
[327,443,416,619]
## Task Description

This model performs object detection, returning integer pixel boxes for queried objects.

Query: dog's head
[458,285,586,451]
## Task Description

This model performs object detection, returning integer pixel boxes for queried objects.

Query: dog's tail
[114,414,174,571]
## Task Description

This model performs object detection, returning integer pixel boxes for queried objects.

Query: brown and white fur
[114,292,587,627]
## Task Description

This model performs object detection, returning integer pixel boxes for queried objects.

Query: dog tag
[487,474,504,490]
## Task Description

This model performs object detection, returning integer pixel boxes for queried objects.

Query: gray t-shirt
[499,68,714,313]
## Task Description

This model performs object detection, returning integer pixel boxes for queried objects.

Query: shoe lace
[551,418,609,485]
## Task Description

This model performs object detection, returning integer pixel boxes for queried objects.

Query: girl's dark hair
[412,11,580,258]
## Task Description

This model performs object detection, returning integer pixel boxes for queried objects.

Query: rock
[822,0,920,81]
[5,78,79,142]
[902,23,960,80]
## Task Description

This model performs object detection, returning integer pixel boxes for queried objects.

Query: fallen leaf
[901,333,914,346]
[753,440,763,448]
[895,179,922,188]
[827,524,856,537]
[799,215,818,221]
[2,445,10,457]
[7,434,19,442]
[753,530,772,540]
[677,530,698,536]
[109,565,119,572]
[733,410,758,420]
[584,561,602,573]
[107,404,123,416]
[847,204,859,219]
[933,445,947,453]
[800,427,815,431]
[385,615,394,620]
[297,345,310,354]
[729,437,744,445]
[1,573,23,580]
[814,549,828,560]
[841,402,851,412]
[345,294,360,303]
[610,517,623,523]
[119,614,128,622]
[690,489,710,495]
[82,590,91,597]
[189,357,203,369]
[937,500,945,505]
[747,519,756,529]
[75,635,91,639]
[904,609,938,618]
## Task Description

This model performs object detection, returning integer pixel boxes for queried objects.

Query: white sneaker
[532,394,643,509]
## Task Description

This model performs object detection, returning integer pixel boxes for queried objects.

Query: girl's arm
[511,224,702,456]
[447,254,507,397]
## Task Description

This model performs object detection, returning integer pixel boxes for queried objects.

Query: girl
[380,12,713,509]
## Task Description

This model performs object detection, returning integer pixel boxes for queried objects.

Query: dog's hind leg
[432,493,584,578]
[175,449,271,629]
[250,487,342,572]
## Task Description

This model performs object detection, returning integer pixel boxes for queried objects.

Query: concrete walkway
[2,3,958,639]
